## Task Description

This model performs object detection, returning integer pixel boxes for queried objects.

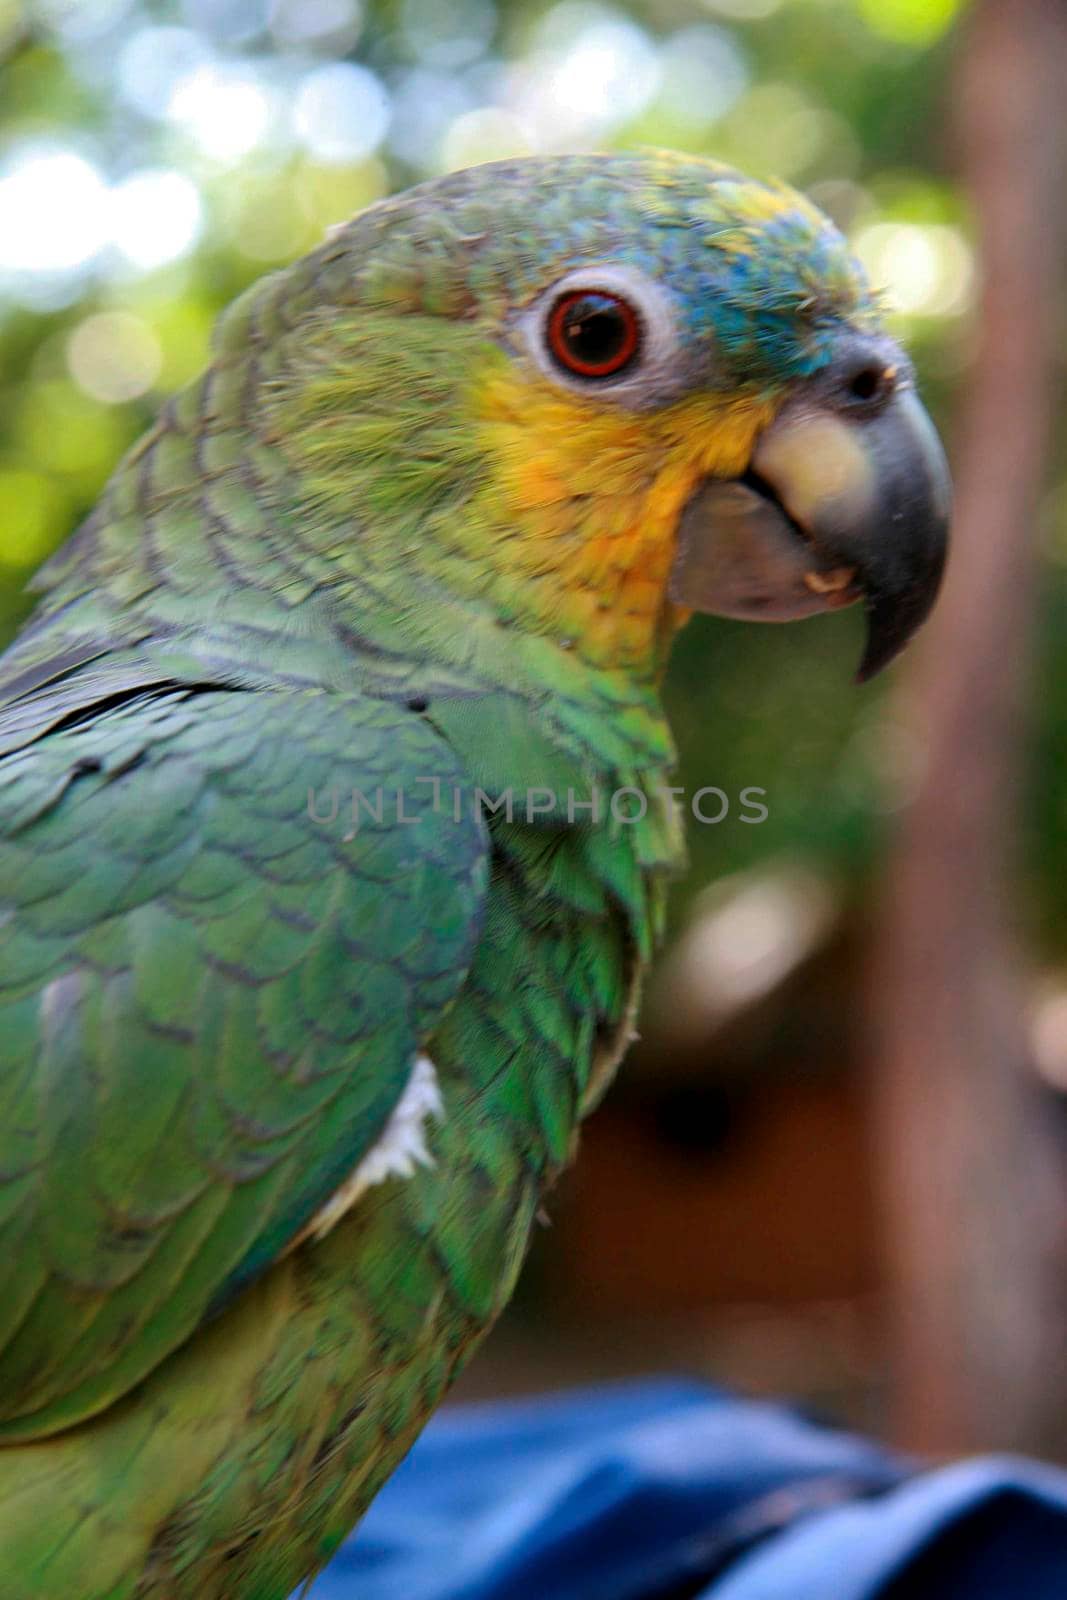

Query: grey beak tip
[854,544,949,683]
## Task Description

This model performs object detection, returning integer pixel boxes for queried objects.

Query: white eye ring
[520,264,685,410]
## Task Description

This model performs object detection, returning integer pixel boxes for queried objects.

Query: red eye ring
[546,289,641,379]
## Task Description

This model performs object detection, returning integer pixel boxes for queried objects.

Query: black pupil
[561,294,628,368]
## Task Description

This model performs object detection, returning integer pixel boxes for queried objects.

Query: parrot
[0,152,949,1599]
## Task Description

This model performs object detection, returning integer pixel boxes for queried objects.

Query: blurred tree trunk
[871,0,1067,1456]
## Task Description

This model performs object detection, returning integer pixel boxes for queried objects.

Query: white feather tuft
[304,1055,444,1243]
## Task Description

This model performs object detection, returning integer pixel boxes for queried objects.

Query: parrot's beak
[668,350,951,681]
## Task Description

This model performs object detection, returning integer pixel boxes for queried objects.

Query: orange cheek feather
[474,366,778,668]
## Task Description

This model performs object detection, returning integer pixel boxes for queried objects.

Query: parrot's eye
[546,290,641,380]
[525,267,680,409]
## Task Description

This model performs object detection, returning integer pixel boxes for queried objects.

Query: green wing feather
[0,676,487,1442]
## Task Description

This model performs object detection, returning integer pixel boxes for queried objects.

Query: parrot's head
[262,152,950,683]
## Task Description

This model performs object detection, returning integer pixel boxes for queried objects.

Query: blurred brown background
[3,0,1067,1461]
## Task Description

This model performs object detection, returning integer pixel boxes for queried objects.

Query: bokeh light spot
[857,0,962,46]
[513,3,661,147]
[169,64,273,163]
[117,27,210,121]
[67,313,163,404]
[388,69,473,171]
[0,151,108,273]
[852,221,975,317]
[723,83,835,180]
[658,25,749,131]
[294,62,391,164]
[109,171,204,271]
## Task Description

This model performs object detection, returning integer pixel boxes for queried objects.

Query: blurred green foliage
[3,0,1065,950]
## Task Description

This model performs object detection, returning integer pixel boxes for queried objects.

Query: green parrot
[0,153,948,1598]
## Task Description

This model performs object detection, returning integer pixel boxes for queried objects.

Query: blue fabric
[305,1380,1067,1599]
